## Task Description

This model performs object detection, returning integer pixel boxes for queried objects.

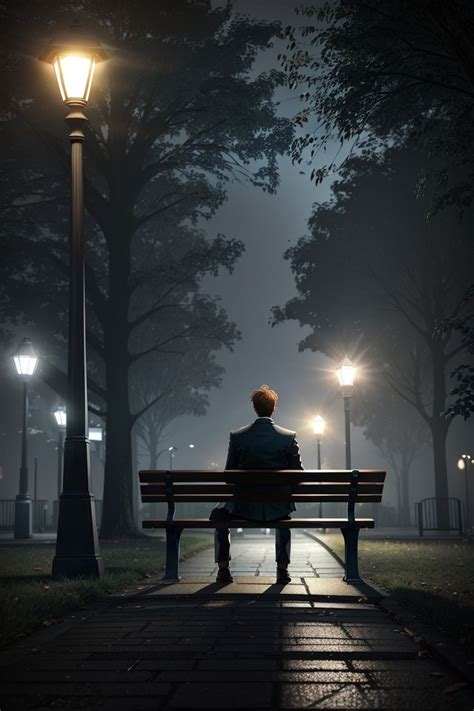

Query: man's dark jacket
[223,417,304,521]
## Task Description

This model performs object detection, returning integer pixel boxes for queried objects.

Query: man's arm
[288,435,304,470]
[225,433,239,470]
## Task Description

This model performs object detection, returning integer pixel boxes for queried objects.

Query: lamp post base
[52,492,104,579]
[14,496,33,539]
[52,553,104,579]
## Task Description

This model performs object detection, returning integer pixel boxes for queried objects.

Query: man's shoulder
[230,421,296,439]
[230,424,253,437]
[272,423,296,438]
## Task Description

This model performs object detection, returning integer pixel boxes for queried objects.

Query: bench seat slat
[142,517,375,529]
[139,469,386,484]
[140,483,384,495]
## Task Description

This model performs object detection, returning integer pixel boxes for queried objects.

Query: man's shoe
[276,568,291,584]
[216,567,233,584]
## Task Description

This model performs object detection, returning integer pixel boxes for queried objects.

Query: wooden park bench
[138,469,386,584]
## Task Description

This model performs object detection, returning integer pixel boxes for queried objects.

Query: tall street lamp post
[12,338,39,539]
[313,415,326,519]
[457,454,474,530]
[53,406,67,527]
[336,357,357,470]
[40,23,108,578]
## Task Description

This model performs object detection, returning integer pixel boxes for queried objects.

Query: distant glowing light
[54,407,67,428]
[313,415,326,436]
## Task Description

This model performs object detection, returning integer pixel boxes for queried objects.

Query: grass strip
[0,533,211,647]
[326,534,474,653]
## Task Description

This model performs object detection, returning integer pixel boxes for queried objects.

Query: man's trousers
[215,526,291,566]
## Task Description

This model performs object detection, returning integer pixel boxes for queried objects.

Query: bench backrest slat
[141,494,383,503]
[139,469,386,484]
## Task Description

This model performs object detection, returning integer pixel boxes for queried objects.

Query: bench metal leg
[341,527,361,583]
[163,526,183,583]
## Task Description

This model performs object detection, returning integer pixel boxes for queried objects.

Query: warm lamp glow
[13,339,38,377]
[40,21,108,106]
[313,415,326,436]
[54,407,67,428]
[458,458,466,470]
[337,357,357,388]
[53,55,95,103]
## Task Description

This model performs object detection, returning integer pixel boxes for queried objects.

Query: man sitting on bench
[212,384,304,585]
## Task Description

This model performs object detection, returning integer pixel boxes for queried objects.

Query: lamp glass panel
[337,364,356,387]
[89,427,103,441]
[313,416,325,435]
[54,409,67,427]
[13,354,38,376]
[54,55,95,101]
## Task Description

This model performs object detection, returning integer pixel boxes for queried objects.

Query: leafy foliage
[281,0,474,211]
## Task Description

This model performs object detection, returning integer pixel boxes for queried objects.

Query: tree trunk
[395,470,402,526]
[430,417,450,529]
[99,210,137,538]
[100,354,136,537]
[399,462,411,528]
[149,427,158,469]
[430,345,450,529]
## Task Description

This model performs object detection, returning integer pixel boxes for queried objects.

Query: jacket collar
[254,417,274,424]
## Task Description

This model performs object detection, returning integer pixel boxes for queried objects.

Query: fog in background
[1,0,471,520]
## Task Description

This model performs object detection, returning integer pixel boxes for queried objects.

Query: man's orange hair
[251,384,278,417]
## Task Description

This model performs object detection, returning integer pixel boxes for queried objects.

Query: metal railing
[0,499,15,529]
[0,499,48,531]
[415,497,463,536]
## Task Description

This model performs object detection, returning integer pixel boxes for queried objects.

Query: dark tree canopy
[0,0,293,536]
[282,0,474,211]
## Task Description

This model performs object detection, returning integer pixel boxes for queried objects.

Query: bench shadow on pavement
[141,576,385,603]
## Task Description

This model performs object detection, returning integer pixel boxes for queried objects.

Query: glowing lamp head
[458,458,466,471]
[13,338,39,377]
[40,20,108,106]
[54,406,67,428]
[313,415,326,437]
[89,427,103,441]
[337,357,357,389]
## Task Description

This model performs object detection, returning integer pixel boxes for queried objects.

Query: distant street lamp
[40,22,108,578]
[336,357,357,469]
[457,454,473,529]
[313,414,326,522]
[53,406,67,527]
[12,338,39,539]
[168,446,177,470]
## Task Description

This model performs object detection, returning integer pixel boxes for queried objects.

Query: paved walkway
[180,531,343,579]
[0,534,472,710]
